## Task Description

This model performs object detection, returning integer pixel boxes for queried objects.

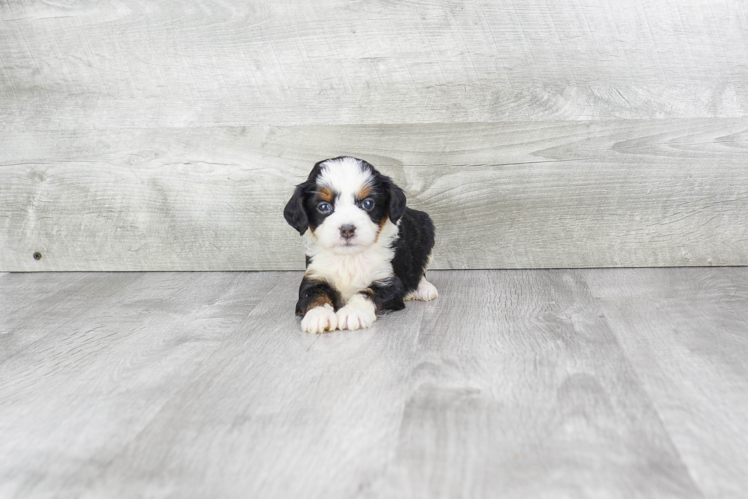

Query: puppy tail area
[404,277,439,302]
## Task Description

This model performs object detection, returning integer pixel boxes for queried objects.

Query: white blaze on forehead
[316,157,373,203]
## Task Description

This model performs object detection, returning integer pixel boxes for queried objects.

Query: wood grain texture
[1,0,747,128]
[82,272,429,497]
[583,267,748,498]
[5,269,747,497]
[2,0,748,271]
[0,272,139,362]
[368,269,699,498]
[2,120,747,271]
[0,271,281,497]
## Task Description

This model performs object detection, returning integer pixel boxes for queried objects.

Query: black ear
[385,177,407,224]
[284,182,311,235]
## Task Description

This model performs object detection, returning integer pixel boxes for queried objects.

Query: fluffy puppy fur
[284,156,437,333]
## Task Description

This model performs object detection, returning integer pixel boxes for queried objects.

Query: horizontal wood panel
[2,119,747,271]
[2,0,747,271]
[4,0,744,92]
[2,84,748,130]
[1,0,747,127]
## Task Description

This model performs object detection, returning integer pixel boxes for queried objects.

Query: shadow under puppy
[284,156,437,333]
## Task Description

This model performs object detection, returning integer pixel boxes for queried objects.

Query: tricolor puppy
[284,156,437,333]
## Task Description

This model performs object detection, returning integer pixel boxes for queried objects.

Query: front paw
[336,295,377,331]
[301,304,338,334]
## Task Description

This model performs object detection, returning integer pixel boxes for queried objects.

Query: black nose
[340,224,356,239]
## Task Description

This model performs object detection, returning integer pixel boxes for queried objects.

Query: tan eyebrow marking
[357,184,372,200]
[318,187,334,202]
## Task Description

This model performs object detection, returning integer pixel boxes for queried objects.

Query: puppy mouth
[333,239,366,252]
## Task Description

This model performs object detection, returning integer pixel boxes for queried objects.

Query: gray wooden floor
[1,269,747,498]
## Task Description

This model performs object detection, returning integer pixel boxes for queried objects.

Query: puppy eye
[361,198,375,211]
[317,202,332,214]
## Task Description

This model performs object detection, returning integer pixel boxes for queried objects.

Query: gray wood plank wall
[1,0,747,271]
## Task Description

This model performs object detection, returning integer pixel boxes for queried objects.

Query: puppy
[283,156,437,333]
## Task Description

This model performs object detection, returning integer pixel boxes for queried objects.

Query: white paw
[301,304,337,334]
[406,278,439,301]
[336,295,377,331]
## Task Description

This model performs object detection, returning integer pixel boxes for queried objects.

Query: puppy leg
[336,277,407,331]
[336,294,377,331]
[362,277,406,313]
[296,276,341,334]
[405,277,438,301]
[301,304,338,334]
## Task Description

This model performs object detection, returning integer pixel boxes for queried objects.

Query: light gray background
[2,0,747,271]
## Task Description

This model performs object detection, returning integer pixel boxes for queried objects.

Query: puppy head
[283,157,405,254]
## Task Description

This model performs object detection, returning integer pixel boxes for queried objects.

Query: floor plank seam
[572,270,706,497]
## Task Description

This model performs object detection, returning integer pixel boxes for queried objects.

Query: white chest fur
[304,221,399,302]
